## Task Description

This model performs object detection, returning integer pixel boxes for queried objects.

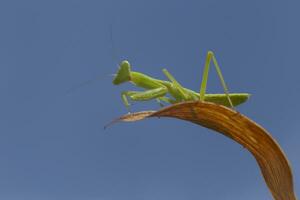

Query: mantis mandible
[113,51,250,110]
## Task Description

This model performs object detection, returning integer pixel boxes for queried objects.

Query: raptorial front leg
[121,91,136,109]
[121,87,168,110]
[199,51,234,108]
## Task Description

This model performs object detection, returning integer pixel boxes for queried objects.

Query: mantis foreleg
[199,51,234,108]
[121,87,168,108]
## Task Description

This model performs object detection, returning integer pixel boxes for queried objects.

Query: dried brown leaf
[110,101,297,200]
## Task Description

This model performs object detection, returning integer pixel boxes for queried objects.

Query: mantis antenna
[66,25,119,94]
[66,74,115,94]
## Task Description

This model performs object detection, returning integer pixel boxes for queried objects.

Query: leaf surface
[110,101,297,200]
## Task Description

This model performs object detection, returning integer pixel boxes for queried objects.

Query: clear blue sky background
[0,0,299,199]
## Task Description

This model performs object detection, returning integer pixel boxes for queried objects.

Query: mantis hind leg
[199,51,234,109]
[121,87,168,109]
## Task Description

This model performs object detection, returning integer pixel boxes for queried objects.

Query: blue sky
[0,0,299,199]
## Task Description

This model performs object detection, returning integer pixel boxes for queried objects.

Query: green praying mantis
[113,51,250,110]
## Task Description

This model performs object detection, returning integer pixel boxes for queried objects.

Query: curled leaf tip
[104,111,155,129]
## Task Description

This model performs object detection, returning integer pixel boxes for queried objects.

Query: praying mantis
[113,51,250,110]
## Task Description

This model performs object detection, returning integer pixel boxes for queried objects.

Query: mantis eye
[113,60,132,85]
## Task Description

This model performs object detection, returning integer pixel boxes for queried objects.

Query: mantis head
[113,60,132,85]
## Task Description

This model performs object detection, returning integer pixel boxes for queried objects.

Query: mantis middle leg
[158,96,178,104]
[162,69,193,101]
